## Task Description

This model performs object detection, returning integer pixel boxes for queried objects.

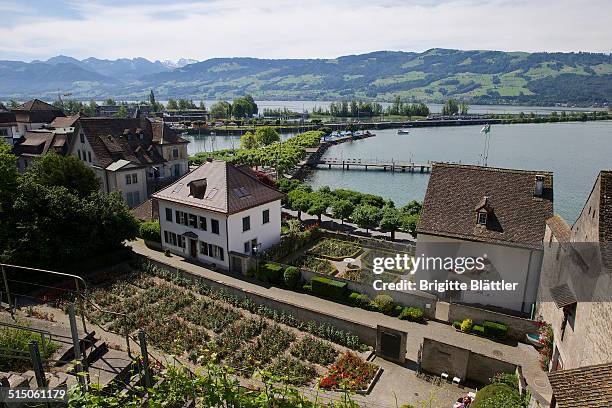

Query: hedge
[473,325,485,335]
[256,262,284,284]
[283,266,301,289]
[399,307,425,323]
[139,220,161,243]
[483,321,508,340]
[472,383,523,408]
[311,276,347,301]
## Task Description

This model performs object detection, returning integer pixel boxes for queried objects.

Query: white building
[74,117,189,208]
[152,159,284,273]
[415,163,554,314]
[0,109,18,146]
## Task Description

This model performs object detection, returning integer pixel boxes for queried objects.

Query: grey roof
[548,362,612,407]
[153,160,284,214]
[417,163,553,249]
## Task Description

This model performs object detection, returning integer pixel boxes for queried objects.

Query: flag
[481,124,491,134]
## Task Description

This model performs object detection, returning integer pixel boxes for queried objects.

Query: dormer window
[477,212,488,225]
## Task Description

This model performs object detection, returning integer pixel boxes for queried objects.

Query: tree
[104,98,116,106]
[22,154,100,198]
[232,98,252,118]
[210,101,231,119]
[287,189,311,221]
[351,205,381,234]
[244,94,258,115]
[400,200,422,216]
[442,99,459,115]
[401,213,420,238]
[459,101,469,115]
[0,141,18,254]
[306,193,328,223]
[379,207,402,240]
[254,126,280,146]
[331,199,354,225]
[240,132,258,149]
[199,101,206,110]
[166,98,179,110]
[113,105,129,118]
[149,90,156,108]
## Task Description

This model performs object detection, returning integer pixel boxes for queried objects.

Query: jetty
[314,158,432,173]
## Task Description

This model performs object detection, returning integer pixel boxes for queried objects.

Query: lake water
[304,121,612,223]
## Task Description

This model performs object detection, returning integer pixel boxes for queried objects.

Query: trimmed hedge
[139,220,161,243]
[399,307,425,322]
[256,262,284,284]
[311,276,347,301]
[473,325,485,335]
[483,321,508,340]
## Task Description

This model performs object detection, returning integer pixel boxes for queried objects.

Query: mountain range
[1,49,611,105]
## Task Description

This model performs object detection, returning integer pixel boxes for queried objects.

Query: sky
[0,0,610,62]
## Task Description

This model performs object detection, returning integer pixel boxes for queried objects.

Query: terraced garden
[85,265,376,389]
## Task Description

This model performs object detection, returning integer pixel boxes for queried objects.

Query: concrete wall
[421,338,517,385]
[415,233,542,314]
[138,255,378,345]
[448,303,541,342]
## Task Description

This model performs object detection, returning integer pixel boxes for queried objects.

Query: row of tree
[278,180,422,239]
[0,142,139,269]
[209,95,258,119]
[441,98,469,115]
[311,97,430,119]
[239,127,281,149]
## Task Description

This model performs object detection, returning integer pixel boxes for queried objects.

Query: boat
[397,129,410,134]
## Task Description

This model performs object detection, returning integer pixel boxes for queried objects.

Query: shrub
[283,266,301,289]
[473,325,485,335]
[256,262,284,284]
[348,292,371,308]
[460,319,474,333]
[370,294,395,315]
[139,220,161,243]
[471,383,523,408]
[483,321,508,340]
[311,276,347,301]
[399,307,425,323]
[452,320,462,330]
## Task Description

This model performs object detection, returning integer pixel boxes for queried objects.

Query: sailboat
[397,129,410,134]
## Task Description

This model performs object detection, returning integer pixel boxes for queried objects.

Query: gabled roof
[150,121,188,145]
[50,114,80,129]
[546,214,571,244]
[417,163,553,249]
[12,130,69,157]
[153,160,284,214]
[548,362,612,407]
[79,117,168,168]
[13,99,62,112]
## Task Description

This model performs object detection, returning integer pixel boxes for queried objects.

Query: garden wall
[321,230,416,253]
[447,303,541,342]
[420,338,517,385]
[137,255,379,345]
[298,267,438,320]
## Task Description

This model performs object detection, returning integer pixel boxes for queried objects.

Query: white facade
[416,233,543,314]
[157,199,282,271]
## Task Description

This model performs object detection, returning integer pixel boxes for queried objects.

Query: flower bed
[318,352,379,391]
[267,356,317,385]
[308,238,362,261]
[290,335,338,366]
[291,254,337,275]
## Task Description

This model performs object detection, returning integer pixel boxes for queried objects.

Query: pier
[314,158,432,173]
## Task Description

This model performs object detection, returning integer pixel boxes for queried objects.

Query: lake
[305,121,612,223]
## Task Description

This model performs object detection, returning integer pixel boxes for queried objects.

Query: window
[132,173,138,184]
[80,133,85,143]
[164,231,169,243]
[242,216,250,232]
[200,241,209,255]
[0,128,8,136]
[477,212,487,225]
[87,151,92,162]
[173,163,181,177]
[188,213,198,228]
[126,192,134,207]
[262,209,270,224]
[244,241,251,254]
[211,219,219,234]
[175,210,181,224]
[165,208,173,222]
[172,148,179,159]
[199,216,207,231]
[133,191,140,206]
[126,174,132,185]
[78,150,81,160]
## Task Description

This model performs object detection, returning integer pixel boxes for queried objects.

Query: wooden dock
[314,158,432,173]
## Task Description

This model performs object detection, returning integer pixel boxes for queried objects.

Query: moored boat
[397,129,410,134]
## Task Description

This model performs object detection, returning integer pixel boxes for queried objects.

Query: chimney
[189,178,207,199]
[534,175,544,197]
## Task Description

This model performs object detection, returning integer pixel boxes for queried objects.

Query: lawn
[85,266,373,389]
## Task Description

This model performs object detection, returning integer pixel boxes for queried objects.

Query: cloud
[0,0,610,61]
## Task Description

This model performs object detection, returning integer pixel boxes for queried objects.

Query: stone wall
[420,338,517,385]
[139,255,378,345]
[448,303,541,342]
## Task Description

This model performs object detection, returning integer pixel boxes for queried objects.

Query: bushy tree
[210,101,231,119]
[401,213,420,238]
[166,98,179,110]
[306,193,329,223]
[255,126,280,146]
[351,205,381,233]
[379,207,402,240]
[331,199,354,224]
[287,189,311,220]
[240,132,258,149]
[442,99,459,115]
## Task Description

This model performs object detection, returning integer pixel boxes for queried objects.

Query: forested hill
[1,49,611,105]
